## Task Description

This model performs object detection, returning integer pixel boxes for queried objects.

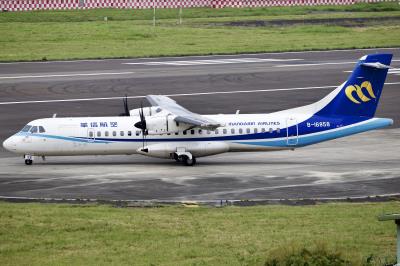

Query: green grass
[0,2,400,61]
[1,2,399,23]
[0,201,398,265]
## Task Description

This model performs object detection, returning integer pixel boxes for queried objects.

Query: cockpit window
[21,125,32,132]
[30,126,38,133]
[39,126,45,133]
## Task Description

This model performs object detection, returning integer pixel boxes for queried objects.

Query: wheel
[183,156,196,166]
[25,159,33,165]
[173,153,181,162]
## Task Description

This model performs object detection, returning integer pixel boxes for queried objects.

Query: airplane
[2,53,394,166]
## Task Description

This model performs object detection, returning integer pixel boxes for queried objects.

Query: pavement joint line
[0,47,398,65]
[0,82,399,105]
[0,71,135,80]
[0,194,399,204]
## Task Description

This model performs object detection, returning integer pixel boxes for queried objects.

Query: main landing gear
[173,152,197,166]
[182,155,196,166]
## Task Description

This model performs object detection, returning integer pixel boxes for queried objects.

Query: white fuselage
[4,113,297,158]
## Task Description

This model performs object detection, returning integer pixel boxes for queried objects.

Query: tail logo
[345,81,376,104]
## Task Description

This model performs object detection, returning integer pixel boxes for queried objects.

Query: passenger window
[231,128,235,134]
[21,125,32,132]
[277,128,281,133]
[214,129,219,135]
[120,131,124,137]
[136,131,140,136]
[261,128,266,133]
[239,128,243,134]
[30,126,38,133]
[128,131,132,136]
[191,130,195,135]
[97,131,101,137]
[183,131,187,135]
[223,129,227,134]
[207,130,211,135]
[105,131,109,137]
[246,128,250,134]
[198,129,202,134]
[254,128,258,133]
[89,131,94,138]
[175,132,179,135]
[269,128,273,133]
[113,131,117,137]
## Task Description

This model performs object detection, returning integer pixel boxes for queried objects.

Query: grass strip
[0,201,398,265]
[1,2,400,23]
[0,3,399,61]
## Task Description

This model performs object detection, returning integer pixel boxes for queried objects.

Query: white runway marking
[0,82,399,105]
[123,58,302,66]
[276,62,355,68]
[344,68,400,75]
[0,72,135,80]
[278,59,400,68]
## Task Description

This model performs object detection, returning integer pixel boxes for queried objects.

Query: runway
[0,48,399,201]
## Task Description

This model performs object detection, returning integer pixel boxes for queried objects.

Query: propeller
[119,95,130,116]
[134,102,148,149]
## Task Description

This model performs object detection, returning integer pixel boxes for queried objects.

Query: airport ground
[0,48,399,202]
[1,4,400,265]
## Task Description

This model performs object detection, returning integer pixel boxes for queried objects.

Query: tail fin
[316,53,392,118]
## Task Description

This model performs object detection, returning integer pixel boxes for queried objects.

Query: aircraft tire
[173,153,181,162]
[25,159,33,165]
[183,156,196,166]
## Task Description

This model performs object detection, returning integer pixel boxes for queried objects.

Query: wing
[146,95,222,129]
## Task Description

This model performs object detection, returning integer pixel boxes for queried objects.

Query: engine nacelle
[145,115,192,135]
[137,142,230,158]
[129,106,162,117]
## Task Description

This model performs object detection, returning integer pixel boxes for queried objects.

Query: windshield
[30,126,38,133]
[21,125,32,132]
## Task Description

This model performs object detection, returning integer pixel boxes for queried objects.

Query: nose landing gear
[24,155,33,165]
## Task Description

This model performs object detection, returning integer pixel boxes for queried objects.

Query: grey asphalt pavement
[0,48,399,201]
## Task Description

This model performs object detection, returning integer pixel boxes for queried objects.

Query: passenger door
[286,117,298,146]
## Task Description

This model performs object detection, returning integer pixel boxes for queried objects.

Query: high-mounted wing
[146,95,222,129]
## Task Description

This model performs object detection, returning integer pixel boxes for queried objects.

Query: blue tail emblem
[317,53,392,118]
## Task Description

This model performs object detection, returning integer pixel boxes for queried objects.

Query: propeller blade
[119,95,130,116]
[123,95,129,116]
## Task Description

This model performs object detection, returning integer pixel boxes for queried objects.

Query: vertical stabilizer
[316,53,392,118]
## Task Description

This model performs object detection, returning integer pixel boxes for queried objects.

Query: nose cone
[3,137,16,152]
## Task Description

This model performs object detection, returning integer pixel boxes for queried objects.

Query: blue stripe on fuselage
[235,118,392,147]
[14,117,392,147]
